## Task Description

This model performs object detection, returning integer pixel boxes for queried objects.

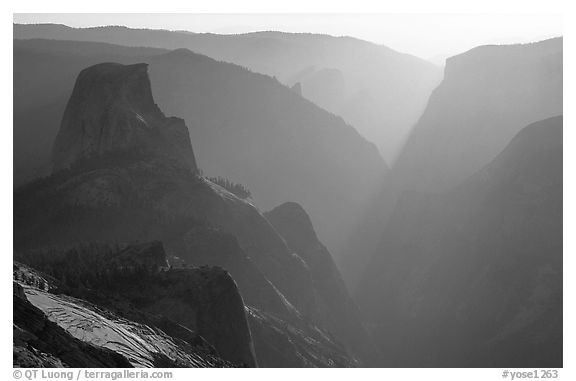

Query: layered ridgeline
[392,38,562,192]
[340,37,564,287]
[13,39,386,280]
[356,116,563,367]
[14,23,442,163]
[14,62,377,367]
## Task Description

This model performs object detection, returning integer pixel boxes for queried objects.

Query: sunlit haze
[13,13,561,61]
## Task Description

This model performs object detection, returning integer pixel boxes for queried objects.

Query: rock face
[245,306,356,368]
[14,281,133,368]
[14,62,364,367]
[53,62,196,172]
[356,116,563,367]
[17,242,257,366]
[393,38,562,193]
[138,266,257,367]
[265,202,380,365]
[288,68,347,119]
[13,261,240,367]
[290,82,302,96]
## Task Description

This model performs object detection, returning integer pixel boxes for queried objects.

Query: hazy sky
[14,13,562,60]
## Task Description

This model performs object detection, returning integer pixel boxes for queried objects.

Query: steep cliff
[265,202,380,365]
[393,38,562,192]
[53,62,195,172]
[357,116,563,367]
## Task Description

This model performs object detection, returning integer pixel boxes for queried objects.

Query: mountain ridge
[14,23,442,163]
[13,38,387,283]
[392,37,562,193]
[356,116,563,367]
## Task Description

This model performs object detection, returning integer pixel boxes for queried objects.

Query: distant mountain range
[13,23,442,163]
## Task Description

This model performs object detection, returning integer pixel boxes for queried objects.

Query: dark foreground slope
[14,23,441,162]
[393,38,562,193]
[14,62,371,367]
[13,39,386,278]
[356,116,563,367]
[14,254,244,367]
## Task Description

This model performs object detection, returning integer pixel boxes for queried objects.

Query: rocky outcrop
[135,267,257,367]
[52,62,196,172]
[13,281,133,368]
[265,202,380,366]
[357,116,563,367]
[169,225,296,319]
[290,82,302,96]
[288,68,346,115]
[15,243,256,367]
[14,262,237,368]
[265,202,318,249]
